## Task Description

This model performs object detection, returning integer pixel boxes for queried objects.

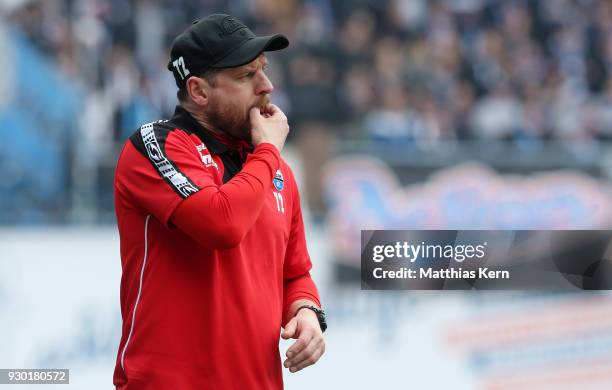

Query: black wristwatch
[296,305,327,333]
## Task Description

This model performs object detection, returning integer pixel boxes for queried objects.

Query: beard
[206,95,270,141]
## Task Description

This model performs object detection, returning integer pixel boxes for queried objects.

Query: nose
[255,71,274,96]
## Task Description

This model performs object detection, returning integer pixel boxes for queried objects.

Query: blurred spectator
[469,82,524,139]
[364,83,428,142]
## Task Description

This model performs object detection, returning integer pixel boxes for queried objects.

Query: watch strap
[295,304,327,333]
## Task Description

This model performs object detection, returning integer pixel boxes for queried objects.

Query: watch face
[316,309,327,332]
[319,317,327,332]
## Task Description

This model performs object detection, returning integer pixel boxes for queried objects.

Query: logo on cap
[172,56,190,80]
[220,16,247,36]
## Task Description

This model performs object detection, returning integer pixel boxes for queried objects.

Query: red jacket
[113,106,320,389]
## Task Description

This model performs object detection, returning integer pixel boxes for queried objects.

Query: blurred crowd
[9,0,612,147]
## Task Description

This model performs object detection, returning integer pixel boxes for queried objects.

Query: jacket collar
[171,105,229,154]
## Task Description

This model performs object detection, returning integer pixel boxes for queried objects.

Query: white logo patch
[196,144,218,170]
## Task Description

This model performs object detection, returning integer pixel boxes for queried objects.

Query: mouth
[256,96,271,113]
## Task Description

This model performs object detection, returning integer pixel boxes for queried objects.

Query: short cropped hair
[177,68,222,102]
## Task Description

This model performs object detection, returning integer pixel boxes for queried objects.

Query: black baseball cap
[168,14,289,88]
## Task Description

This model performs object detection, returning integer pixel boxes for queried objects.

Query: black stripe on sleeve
[129,121,200,199]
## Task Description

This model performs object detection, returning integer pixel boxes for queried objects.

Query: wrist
[296,311,318,334]
[255,141,280,153]
[295,304,327,333]
[296,306,318,319]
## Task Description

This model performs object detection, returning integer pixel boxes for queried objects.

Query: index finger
[263,103,281,116]
[249,106,263,119]
[286,329,314,358]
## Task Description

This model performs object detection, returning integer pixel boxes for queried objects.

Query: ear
[186,77,209,107]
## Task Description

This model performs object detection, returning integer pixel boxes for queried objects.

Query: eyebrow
[238,56,267,74]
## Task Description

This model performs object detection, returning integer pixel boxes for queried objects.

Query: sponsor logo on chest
[273,169,284,191]
[273,169,285,213]
[196,144,219,170]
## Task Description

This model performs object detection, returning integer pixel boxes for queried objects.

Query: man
[113,14,326,389]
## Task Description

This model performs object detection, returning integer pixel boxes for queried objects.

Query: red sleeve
[281,167,321,327]
[115,125,220,226]
[169,143,280,249]
[116,122,281,250]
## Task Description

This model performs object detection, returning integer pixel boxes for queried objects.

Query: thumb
[281,317,298,340]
